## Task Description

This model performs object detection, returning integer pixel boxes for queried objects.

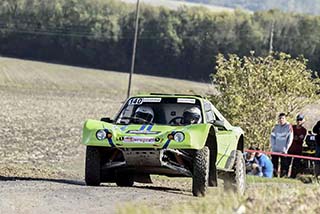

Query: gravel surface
[0,179,192,214]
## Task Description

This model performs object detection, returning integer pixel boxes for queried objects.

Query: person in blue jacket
[249,147,274,178]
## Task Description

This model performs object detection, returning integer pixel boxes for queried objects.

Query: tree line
[1,0,320,81]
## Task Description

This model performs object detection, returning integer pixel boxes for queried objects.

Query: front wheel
[224,150,246,195]
[85,146,101,186]
[192,146,210,197]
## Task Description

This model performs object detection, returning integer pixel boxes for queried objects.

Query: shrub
[210,52,319,149]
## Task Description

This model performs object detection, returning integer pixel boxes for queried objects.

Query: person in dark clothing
[244,150,259,175]
[314,121,320,134]
[288,114,307,178]
[313,120,320,156]
[313,120,320,176]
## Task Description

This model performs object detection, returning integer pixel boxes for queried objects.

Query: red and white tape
[245,150,320,161]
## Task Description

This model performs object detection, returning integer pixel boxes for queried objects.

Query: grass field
[117,176,320,214]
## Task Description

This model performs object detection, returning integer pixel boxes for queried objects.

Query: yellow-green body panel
[82,119,212,150]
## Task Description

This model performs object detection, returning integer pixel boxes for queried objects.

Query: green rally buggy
[82,94,246,196]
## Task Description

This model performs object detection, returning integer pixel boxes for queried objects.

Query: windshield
[115,97,203,125]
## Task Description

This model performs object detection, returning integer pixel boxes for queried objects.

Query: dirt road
[0,178,193,214]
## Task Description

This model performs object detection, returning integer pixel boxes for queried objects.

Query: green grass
[246,175,300,184]
[116,175,319,214]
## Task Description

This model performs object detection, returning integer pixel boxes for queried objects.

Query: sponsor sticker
[123,136,156,143]
[142,98,162,103]
[177,98,196,104]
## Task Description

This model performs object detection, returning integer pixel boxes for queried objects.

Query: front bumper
[102,148,192,177]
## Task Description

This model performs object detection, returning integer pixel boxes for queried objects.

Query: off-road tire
[192,146,210,197]
[224,150,246,195]
[116,173,134,187]
[85,146,101,186]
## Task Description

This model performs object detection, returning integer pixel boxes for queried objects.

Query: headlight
[96,130,107,140]
[174,132,185,142]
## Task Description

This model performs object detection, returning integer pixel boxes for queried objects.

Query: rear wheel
[192,146,210,197]
[224,150,246,195]
[85,146,101,186]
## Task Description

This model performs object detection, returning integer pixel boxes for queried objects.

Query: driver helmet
[183,106,201,124]
[134,106,154,123]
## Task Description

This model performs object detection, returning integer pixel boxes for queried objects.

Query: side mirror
[213,120,224,127]
[100,117,113,123]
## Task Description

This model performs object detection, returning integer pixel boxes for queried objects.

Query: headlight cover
[174,132,185,142]
[96,130,107,140]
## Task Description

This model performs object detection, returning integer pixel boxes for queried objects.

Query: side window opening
[204,101,215,123]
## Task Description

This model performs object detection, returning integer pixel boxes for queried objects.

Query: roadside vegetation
[210,53,320,148]
[117,176,320,214]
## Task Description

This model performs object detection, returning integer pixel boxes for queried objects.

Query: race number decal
[128,98,143,105]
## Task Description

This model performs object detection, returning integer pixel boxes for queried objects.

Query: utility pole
[269,20,274,53]
[127,0,141,98]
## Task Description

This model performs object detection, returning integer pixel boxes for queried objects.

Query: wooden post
[277,156,281,178]
[127,0,141,98]
[288,157,294,178]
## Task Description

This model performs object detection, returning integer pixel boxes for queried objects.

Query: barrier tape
[245,149,320,161]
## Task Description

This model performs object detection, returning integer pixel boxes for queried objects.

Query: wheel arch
[237,134,244,152]
[205,125,218,187]
[205,126,218,157]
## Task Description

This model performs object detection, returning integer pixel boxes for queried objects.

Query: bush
[210,52,319,149]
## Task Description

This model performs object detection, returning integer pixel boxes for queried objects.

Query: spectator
[314,121,320,133]
[313,120,320,158]
[244,149,259,175]
[313,120,320,176]
[287,114,307,178]
[254,149,274,178]
[270,113,294,177]
[245,147,273,178]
